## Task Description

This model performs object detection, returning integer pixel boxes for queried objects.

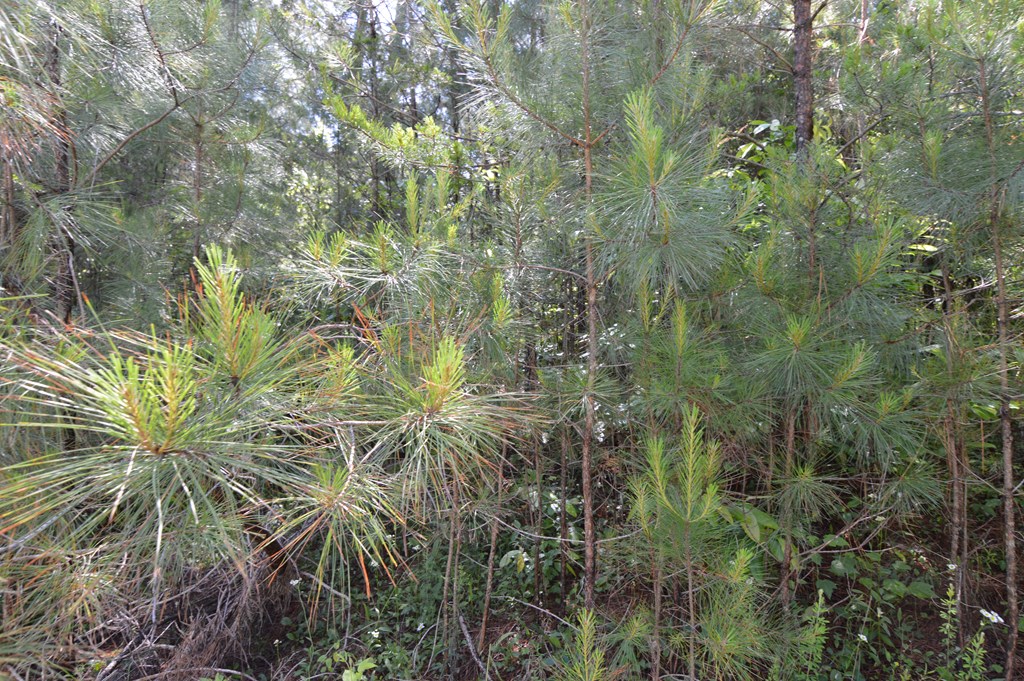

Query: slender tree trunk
[979,57,1018,680]
[651,0,665,70]
[792,0,814,153]
[780,408,797,604]
[994,228,1017,680]
[45,24,80,460]
[335,133,344,227]
[47,23,76,325]
[686,545,697,681]
[580,0,599,611]
[1,163,16,260]
[443,0,461,134]
[533,437,544,605]
[807,203,819,289]
[191,120,204,268]
[650,549,662,681]
[560,428,570,609]
[994,224,1018,679]
[359,5,386,222]
[941,263,966,646]
[441,484,462,681]
[581,236,598,609]
[479,462,503,649]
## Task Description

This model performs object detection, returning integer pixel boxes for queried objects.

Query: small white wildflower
[370,629,380,639]
[289,578,301,587]
[947,563,957,572]
[980,609,1005,625]
[858,633,868,643]
[417,622,425,632]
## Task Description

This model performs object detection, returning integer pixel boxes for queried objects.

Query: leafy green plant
[0,246,403,675]
[631,406,776,679]
[553,609,608,681]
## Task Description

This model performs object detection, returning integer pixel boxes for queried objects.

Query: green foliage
[552,610,608,681]
[0,247,405,674]
[600,87,748,296]
[2,0,1024,678]
[631,407,777,679]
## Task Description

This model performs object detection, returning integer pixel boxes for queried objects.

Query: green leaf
[830,558,857,577]
[822,534,849,548]
[883,579,907,598]
[907,581,936,599]
[500,549,520,568]
[750,507,779,531]
[740,510,760,542]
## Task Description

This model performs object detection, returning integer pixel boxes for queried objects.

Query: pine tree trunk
[650,554,661,681]
[441,485,462,681]
[942,264,966,646]
[686,546,697,681]
[1,162,16,267]
[994,228,1018,680]
[479,462,503,649]
[534,437,544,605]
[580,0,599,612]
[792,0,814,153]
[582,240,598,610]
[560,428,570,609]
[979,57,1018,680]
[780,409,797,604]
[47,22,76,325]
[191,121,204,270]
[443,0,461,134]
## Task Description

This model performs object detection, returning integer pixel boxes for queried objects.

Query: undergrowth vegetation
[1,0,1023,679]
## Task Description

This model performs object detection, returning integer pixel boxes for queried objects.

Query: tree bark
[580,0,599,612]
[941,263,967,646]
[191,119,204,269]
[478,462,503,649]
[650,553,662,681]
[993,221,1018,680]
[443,0,461,134]
[47,22,76,325]
[792,0,814,153]
[979,56,1017,680]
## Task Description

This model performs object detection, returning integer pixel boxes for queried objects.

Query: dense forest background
[1,0,1023,679]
